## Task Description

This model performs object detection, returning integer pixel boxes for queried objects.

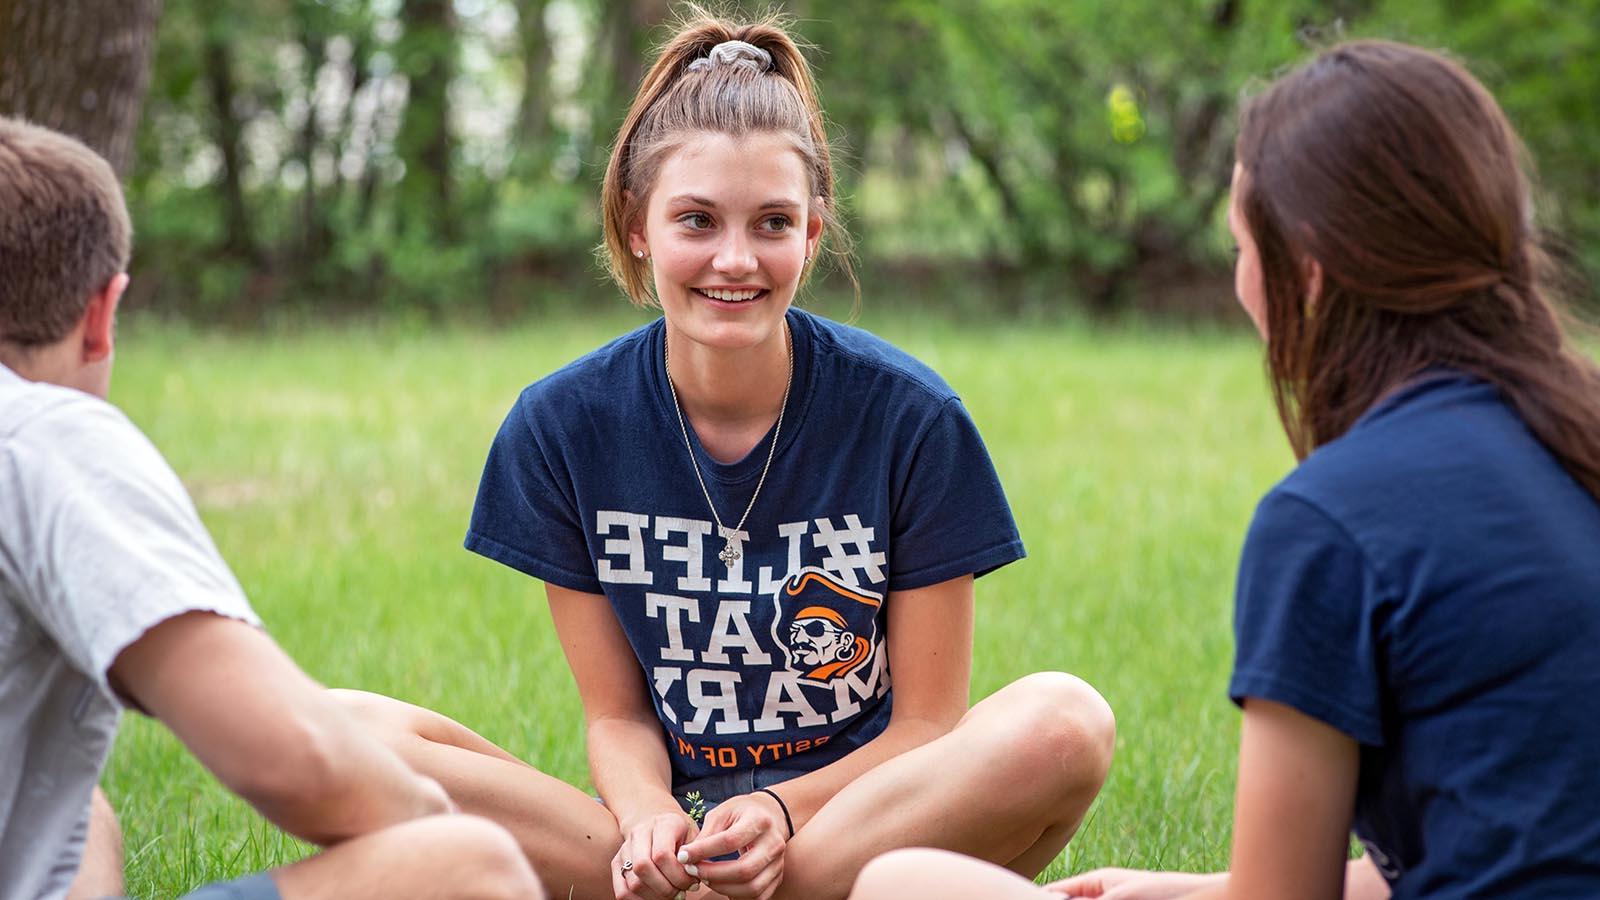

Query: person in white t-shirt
[0,116,544,900]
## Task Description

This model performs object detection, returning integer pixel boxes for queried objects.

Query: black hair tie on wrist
[757,787,794,839]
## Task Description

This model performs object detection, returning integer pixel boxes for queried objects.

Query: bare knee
[409,815,545,900]
[276,815,544,900]
[979,672,1116,793]
[444,816,545,900]
[849,848,1045,899]
[331,688,484,750]
[328,688,407,729]
[849,849,951,898]
[327,688,438,746]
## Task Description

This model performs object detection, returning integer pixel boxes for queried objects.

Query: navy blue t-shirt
[1230,373,1600,898]
[467,308,1024,784]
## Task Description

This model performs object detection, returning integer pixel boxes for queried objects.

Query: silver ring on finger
[620,859,634,876]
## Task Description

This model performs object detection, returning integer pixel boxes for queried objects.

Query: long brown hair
[599,6,853,307]
[1236,40,1600,499]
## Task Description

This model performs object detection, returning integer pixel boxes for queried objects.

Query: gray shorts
[177,872,282,900]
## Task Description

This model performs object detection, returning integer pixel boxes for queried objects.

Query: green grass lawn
[103,308,1293,897]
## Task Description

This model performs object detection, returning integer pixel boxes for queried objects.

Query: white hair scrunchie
[687,40,773,74]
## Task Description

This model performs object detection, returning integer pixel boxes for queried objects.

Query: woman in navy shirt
[851,39,1600,900]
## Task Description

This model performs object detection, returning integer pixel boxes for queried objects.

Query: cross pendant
[718,541,741,566]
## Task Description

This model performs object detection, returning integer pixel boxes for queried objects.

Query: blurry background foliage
[6,0,1598,321]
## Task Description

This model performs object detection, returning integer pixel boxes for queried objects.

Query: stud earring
[634,249,646,259]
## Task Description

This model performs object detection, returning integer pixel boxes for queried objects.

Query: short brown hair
[600,7,854,307]
[1236,40,1600,500]
[0,116,131,347]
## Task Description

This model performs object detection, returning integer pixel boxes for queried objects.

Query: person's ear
[81,273,129,364]
[806,197,825,254]
[625,191,650,260]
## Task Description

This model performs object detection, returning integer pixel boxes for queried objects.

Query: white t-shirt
[0,363,258,900]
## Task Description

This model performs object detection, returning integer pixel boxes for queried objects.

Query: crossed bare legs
[333,672,1115,900]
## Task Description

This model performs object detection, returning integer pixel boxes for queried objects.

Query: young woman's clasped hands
[608,788,789,899]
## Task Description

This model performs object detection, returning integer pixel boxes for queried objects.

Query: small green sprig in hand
[683,790,707,825]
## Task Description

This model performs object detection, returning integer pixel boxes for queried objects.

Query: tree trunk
[330,3,374,212]
[296,2,328,265]
[515,0,552,151]
[0,0,161,177]
[200,9,260,263]
[395,0,456,240]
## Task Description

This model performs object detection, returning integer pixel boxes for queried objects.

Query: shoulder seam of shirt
[1266,488,1399,602]
[887,395,967,525]
[906,395,965,458]
[805,318,957,405]
[509,379,588,527]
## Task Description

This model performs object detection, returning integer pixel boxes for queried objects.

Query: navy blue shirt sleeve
[887,398,1025,591]
[465,389,604,594]
[1229,490,1388,747]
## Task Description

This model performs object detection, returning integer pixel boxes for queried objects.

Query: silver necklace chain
[664,324,793,569]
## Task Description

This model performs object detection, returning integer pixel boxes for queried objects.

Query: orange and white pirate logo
[772,567,882,686]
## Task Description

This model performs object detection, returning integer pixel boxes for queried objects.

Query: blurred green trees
[107,0,1600,316]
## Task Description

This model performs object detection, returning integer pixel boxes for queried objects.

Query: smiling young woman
[333,10,1114,900]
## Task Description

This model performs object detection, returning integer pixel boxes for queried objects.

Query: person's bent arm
[1180,698,1359,900]
[111,611,452,845]
[1049,704,1380,900]
[546,583,698,900]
